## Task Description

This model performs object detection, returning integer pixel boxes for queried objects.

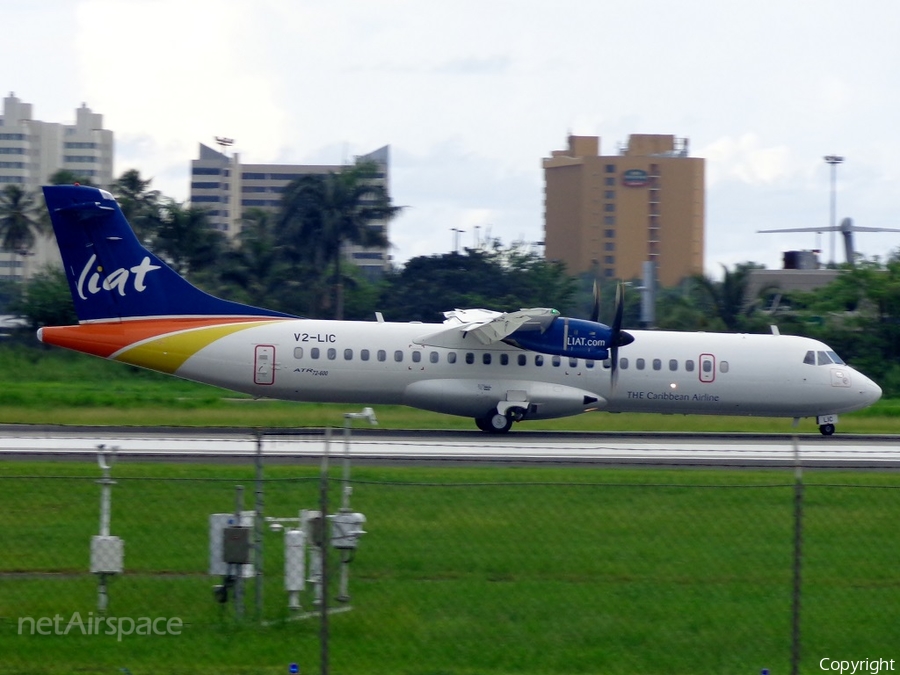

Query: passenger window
[500,353,509,365]
[702,360,713,373]
[636,358,645,370]
[294,347,303,359]
[569,358,578,367]
[685,360,694,372]
[535,355,544,366]
[817,351,832,365]
[586,360,595,369]
[394,350,403,362]
[327,348,336,360]
[552,356,561,367]
[803,350,816,365]
[466,352,475,364]
[430,351,439,364]
[652,359,661,371]
[518,354,527,366]
[720,361,730,373]
[483,353,491,365]
[412,351,421,363]
[311,348,320,359]
[602,358,611,369]
[669,359,678,371]
[448,351,457,364]
[377,349,386,362]
[620,357,629,369]
[344,349,353,360]
[360,349,370,361]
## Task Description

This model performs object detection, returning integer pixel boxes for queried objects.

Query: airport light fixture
[824,155,844,265]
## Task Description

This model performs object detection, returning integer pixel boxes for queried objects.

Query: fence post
[320,427,332,675]
[791,435,804,675]
[255,430,265,620]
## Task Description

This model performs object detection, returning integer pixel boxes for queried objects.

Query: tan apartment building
[543,134,704,287]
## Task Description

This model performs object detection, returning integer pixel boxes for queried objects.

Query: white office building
[0,93,114,279]
[190,143,392,276]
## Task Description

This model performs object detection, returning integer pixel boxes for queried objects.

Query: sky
[4,0,900,277]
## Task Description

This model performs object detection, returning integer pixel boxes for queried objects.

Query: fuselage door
[699,353,716,384]
[254,345,276,385]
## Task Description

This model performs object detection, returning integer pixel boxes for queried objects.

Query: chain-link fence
[1,433,898,674]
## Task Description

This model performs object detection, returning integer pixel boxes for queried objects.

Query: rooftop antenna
[215,136,234,157]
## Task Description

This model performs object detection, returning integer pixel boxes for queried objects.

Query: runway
[0,425,898,468]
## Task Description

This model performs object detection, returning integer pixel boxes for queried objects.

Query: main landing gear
[475,406,527,434]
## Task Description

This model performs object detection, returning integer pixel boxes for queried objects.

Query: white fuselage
[165,319,882,423]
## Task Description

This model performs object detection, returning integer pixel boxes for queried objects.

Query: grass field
[1,460,899,674]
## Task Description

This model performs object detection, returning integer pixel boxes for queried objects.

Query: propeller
[590,279,601,323]
[608,281,634,390]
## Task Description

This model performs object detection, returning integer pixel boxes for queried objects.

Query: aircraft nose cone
[867,378,883,405]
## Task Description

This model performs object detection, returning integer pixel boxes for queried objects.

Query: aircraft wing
[847,226,900,233]
[758,226,834,233]
[415,308,559,348]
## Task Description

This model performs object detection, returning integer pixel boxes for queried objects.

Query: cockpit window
[805,349,847,366]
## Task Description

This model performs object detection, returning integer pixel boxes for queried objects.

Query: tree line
[1,165,899,396]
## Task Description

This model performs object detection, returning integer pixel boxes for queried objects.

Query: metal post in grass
[320,427,332,675]
[234,484,244,620]
[790,434,804,675]
[255,430,265,621]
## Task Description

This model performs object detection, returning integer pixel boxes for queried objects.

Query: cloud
[701,135,794,187]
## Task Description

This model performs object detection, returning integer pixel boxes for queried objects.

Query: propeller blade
[612,282,624,336]
[590,279,601,323]
[609,282,624,389]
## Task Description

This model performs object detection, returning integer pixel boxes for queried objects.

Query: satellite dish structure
[758,218,900,266]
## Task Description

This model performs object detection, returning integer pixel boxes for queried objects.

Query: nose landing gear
[817,414,838,436]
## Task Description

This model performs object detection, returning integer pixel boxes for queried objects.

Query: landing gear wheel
[475,409,513,434]
[819,423,836,436]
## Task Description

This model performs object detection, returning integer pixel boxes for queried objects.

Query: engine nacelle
[509,317,614,360]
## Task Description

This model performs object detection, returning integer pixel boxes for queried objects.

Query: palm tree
[47,169,95,187]
[0,185,44,280]
[220,208,283,307]
[279,160,400,318]
[151,199,224,279]
[110,169,160,244]
[690,262,770,332]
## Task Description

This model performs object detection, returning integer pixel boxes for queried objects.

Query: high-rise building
[189,144,392,276]
[0,93,114,279]
[543,134,704,287]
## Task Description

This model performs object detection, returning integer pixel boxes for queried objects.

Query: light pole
[451,228,465,253]
[824,155,844,265]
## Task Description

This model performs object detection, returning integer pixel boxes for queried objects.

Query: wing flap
[416,308,559,348]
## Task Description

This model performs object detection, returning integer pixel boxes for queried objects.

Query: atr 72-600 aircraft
[38,185,882,435]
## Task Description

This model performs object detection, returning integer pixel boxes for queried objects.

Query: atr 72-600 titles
[38,185,882,435]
